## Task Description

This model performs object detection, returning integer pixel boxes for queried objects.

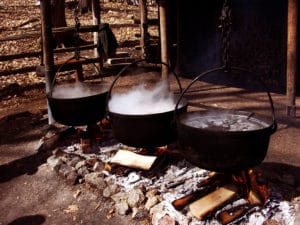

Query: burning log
[172,185,218,211]
[248,189,263,206]
[247,169,270,204]
[189,183,239,221]
[217,204,251,225]
[216,169,270,224]
[231,169,270,205]
[171,172,226,210]
[110,149,157,170]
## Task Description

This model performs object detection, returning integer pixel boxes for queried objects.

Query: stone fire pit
[43,122,299,225]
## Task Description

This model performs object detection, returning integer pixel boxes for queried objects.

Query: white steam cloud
[51,82,104,99]
[108,80,178,115]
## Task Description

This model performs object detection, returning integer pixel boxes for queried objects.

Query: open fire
[46,121,297,225]
[171,169,270,223]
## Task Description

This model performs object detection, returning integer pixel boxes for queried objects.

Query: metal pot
[47,56,110,126]
[108,98,188,148]
[106,59,188,148]
[175,67,277,172]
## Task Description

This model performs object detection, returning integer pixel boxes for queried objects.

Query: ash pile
[42,123,299,225]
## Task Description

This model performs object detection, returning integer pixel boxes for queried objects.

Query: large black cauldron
[175,67,277,172]
[106,60,188,148]
[47,82,109,126]
[47,57,110,126]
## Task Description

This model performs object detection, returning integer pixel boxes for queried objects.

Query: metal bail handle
[175,66,277,133]
[106,59,184,111]
[49,55,103,96]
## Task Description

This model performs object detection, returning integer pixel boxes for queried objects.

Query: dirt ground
[0,73,300,225]
[0,1,300,225]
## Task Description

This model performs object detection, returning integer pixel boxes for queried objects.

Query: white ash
[63,141,122,163]
[101,154,296,225]
[150,201,192,225]
[57,139,296,225]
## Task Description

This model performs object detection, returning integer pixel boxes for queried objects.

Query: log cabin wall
[174,0,292,92]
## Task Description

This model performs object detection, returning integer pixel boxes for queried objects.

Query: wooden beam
[0,25,99,43]
[0,44,97,62]
[0,66,37,77]
[0,52,40,61]
[139,0,147,59]
[286,0,298,117]
[40,0,55,124]
[0,32,40,42]
[92,0,104,71]
[158,0,169,80]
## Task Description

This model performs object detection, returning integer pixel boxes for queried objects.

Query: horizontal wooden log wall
[0,25,100,77]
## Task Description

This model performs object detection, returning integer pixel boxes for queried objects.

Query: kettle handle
[106,59,184,111]
[48,55,102,96]
[175,66,277,128]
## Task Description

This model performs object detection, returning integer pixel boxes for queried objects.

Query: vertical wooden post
[40,0,55,124]
[139,0,147,59]
[287,0,298,117]
[92,0,102,71]
[175,0,182,75]
[158,0,169,81]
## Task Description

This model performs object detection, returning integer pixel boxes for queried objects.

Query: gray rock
[77,166,90,177]
[103,184,120,198]
[132,207,149,221]
[75,160,86,170]
[84,172,107,190]
[115,202,130,215]
[111,191,128,203]
[57,163,74,178]
[67,156,83,167]
[65,170,79,185]
[127,188,145,208]
[47,155,63,172]
[93,161,104,172]
[145,196,159,210]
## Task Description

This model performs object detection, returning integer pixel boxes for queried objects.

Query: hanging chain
[142,0,150,60]
[74,0,81,60]
[219,0,232,69]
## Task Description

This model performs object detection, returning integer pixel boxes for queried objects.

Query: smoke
[108,80,178,115]
[51,82,104,99]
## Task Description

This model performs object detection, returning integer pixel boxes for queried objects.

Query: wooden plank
[189,183,238,221]
[54,57,101,69]
[0,25,99,43]
[53,43,96,54]
[52,24,99,34]
[106,57,136,65]
[0,44,97,62]
[0,32,40,42]
[112,52,130,58]
[0,66,37,77]
[0,51,41,61]
[110,149,157,170]
[172,172,224,211]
